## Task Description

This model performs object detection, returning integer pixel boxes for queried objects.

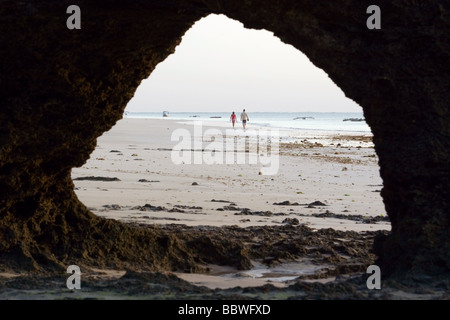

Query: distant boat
[293,117,314,120]
[162,111,169,117]
[343,118,365,122]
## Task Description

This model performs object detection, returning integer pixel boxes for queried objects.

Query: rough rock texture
[0,1,449,277]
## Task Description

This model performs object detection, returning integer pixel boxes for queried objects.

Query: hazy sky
[125,14,362,113]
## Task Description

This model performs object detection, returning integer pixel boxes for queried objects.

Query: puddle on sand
[175,259,332,289]
[225,260,324,282]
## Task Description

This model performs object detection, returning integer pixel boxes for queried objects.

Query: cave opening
[70,14,390,284]
[2,2,447,288]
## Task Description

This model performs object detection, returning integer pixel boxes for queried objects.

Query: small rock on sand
[282,218,300,225]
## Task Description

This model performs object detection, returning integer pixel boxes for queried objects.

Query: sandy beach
[2,117,446,300]
[70,117,390,289]
[72,118,387,231]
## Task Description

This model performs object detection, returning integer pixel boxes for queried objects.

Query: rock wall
[0,0,448,277]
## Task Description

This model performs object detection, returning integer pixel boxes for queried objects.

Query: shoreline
[125,113,373,134]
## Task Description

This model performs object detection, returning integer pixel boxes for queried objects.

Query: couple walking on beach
[230,109,249,130]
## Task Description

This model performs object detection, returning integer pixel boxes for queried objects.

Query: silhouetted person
[240,109,249,130]
[230,112,237,128]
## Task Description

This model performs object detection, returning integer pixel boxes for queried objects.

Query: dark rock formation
[1,1,449,278]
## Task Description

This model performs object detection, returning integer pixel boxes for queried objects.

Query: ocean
[125,111,371,133]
